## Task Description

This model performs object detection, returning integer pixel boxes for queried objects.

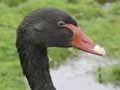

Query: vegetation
[94,64,120,85]
[0,0,120,89]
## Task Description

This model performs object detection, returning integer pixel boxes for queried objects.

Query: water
[97,0,116,11]
[97,0,116,5]
[51,53,120,90]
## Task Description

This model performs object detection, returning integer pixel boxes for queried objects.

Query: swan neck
[18,45,56,90]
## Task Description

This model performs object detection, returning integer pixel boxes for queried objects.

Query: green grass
[94,64,120,85]
[0,27,27,90]
[0,0,120,89]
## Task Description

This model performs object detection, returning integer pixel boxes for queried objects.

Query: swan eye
[57,21,66,27]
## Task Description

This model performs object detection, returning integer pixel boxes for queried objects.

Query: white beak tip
[93,45,106,56]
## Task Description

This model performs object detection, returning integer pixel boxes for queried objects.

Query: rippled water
[51,53,120,90]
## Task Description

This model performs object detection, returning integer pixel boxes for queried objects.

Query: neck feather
[18,45,56,90]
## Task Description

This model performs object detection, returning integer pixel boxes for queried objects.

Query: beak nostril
[82,39,87,42]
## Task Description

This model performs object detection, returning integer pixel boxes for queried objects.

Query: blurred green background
[0,0,120,89]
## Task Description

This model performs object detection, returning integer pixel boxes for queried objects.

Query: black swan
[16,7,105,90]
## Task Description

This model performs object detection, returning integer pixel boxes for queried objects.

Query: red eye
[57,21,66,27]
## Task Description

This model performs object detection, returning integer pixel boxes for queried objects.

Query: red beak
[65,24,105,56]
